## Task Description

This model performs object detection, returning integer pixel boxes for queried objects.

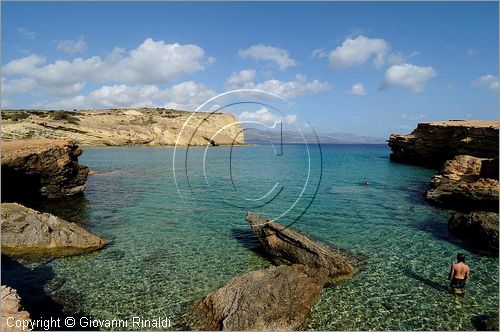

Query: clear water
[2,145,498,330]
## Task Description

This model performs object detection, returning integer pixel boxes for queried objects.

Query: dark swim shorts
[450,278,466,289]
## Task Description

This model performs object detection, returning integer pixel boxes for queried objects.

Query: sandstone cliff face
[1,203,108,258]
[388,120,499,168]
[1,108,245,146]
[426,155,499,212]
[1,139,89,200]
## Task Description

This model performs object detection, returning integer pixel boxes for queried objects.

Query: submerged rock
[388,120,499,168]
[0,285,31,332]
[198,264,328,331]
[1,139,89,200]
[448,211,499,255]
[472,312,500,331]
[246,212,354,284]
[425,155,499,211]
[1,203,108,258]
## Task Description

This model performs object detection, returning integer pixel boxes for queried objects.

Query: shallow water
[3,144,498,330]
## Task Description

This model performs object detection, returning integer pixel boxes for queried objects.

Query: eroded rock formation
[1,139,89,200]
[1,108,245,146]
[388,120,499,168]
[197,264,328,331]
[246,212,354,284]
[426,155,499,211]
[1,203,108,258]
[1,285,31,332]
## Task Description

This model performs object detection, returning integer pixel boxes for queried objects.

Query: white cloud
[346,83,366,96]
[381,63,436,93]
[311,48,327,59]
[400,113,426,120]
[239,44,296,70]
[2,38,209,96]
[17,27,36,39]
[387,51,419,65]
[225,69,256,89]
[223,71,331,99]
[328,35,388,69]
[471,74,499,91]
[467,48,479,56]
[31,81,216,110]
[56,36,86,54]
[238,107,297,126]
[1,78,37,97]
[252,75,331,99]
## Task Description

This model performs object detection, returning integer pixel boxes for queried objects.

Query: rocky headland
[1,108,245,146]
[1,203,108,258]
[388,120,499,255]
[1,139,89,200]
[388,120,498,168]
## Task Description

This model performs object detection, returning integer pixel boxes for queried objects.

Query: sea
[2,144,498,330]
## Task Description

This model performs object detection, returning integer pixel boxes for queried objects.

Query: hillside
[1,108,245,146]
[244,129,385,145]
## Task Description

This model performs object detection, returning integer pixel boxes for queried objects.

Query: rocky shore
[1,203,108,259]
[1,108,245,146]
[1,139,89,200]
[388,120,499,255]
[0,286,31,332]
[197,212,358,330]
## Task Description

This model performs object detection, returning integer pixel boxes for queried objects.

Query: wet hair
[457,253,466,262]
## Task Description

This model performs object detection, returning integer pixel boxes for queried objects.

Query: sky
[1,1,499,138]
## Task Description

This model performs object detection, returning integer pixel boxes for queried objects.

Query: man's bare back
[450,262,469,280]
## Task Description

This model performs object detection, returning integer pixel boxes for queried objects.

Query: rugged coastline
[1,108,245,147]
[388,120,499,255]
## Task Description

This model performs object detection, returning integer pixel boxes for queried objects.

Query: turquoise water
[2,144,498,330]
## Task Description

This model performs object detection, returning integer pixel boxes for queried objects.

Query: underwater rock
[198,264,328,331]
[448,211,499,255]
[1,203,108,258]
[1,139,89,200]
[472,312,499,331]
[0,285,31,332]
[246,212,354,284]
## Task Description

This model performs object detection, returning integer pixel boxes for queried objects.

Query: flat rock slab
[246,212,354,284]
[198,264,328,331]
[1,203,108,258]
[1,285,31,332]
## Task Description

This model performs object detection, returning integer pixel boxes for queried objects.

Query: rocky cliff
[388,120,499,168]
[1,108,245,146]
[1,139,89,200]
[388,120,499,255]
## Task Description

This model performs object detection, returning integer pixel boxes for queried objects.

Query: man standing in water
[449,253,470,294]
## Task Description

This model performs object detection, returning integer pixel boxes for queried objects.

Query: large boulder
[448,211,499,255]
[388,120,499,168]
[1,285,31,332]
[1,203,108,258]
[1,139,89,200]
[197,264,328,331]
[246,212,354,284]
[425,155,499,211]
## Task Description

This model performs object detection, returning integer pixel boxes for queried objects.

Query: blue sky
[1,1,498,137]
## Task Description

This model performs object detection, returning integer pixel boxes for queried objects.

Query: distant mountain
[244,129,386,144]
